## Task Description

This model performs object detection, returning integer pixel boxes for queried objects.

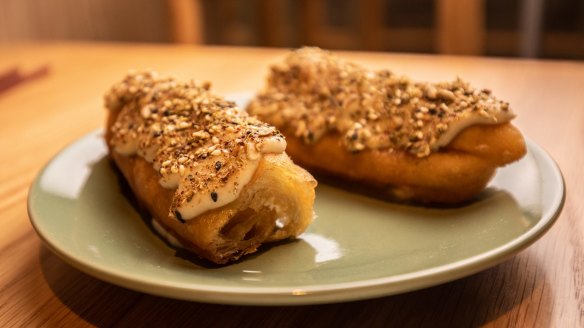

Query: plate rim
[27,130,565,305]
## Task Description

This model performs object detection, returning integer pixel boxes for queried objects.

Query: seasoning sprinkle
[247,47,514,157]
[105,70,285,212]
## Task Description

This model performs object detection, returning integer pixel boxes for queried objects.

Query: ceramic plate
[28,128,564,305]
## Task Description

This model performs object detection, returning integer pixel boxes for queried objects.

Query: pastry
[247,47,526,204]
[104,71,316,264]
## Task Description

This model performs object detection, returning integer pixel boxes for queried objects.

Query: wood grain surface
[0,43,583,327]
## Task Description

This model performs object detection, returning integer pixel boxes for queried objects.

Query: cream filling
[433,110,515,150]
[141,145,159,163]
[260,136,287,153]
[176,136,286,220]
[114,138,139,155]
[114,135,287,221]
[158,170,182,189]
[175,158,260,219]
[176,137,286,220]
[151,218,184,248]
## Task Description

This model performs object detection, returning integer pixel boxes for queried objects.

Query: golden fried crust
[109,145,316,264]
[282,123,526,204]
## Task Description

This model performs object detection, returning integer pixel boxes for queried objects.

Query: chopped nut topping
[247,47,514,157]
[106,70,284,212]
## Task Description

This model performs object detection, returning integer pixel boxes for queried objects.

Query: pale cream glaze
[434,110,515,149]
[114,135,287,219]
[177,157,258,219]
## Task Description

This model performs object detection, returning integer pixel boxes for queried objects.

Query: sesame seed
[425,86,437,99]
[177,121,191,129]
[438,89,455,101]
[174,210,185,223]
[141,106,151,118]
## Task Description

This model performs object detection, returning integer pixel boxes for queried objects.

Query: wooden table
[1,42,583,327]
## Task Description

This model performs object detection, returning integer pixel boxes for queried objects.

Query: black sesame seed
[215,161,222,171]
[153,131,162,137]
[429,108,437,115]
[306,131,314,142]
[211,191,218,202]
[174,210,185,223]
[350,132,358,140]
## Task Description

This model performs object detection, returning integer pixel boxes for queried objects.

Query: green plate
[28,130,564,305]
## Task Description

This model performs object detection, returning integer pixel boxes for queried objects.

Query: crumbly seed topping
[247,47,514,157]
[106,71,284,212]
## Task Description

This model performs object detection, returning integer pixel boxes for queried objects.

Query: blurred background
[1,0,583,59]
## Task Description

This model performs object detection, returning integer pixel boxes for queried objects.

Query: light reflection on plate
[40,131,106,199]
[301,233,343,264]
